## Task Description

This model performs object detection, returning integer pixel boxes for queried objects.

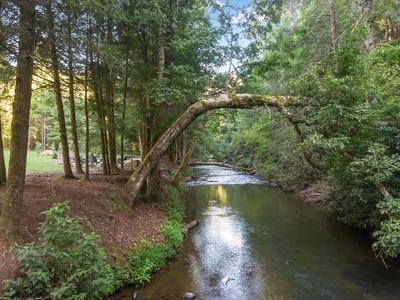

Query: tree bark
[46,0,74,179]
[67,10,84,174]
[123,94,296,205]
[355,0,376,49]
[0,114,7,184]
[83,43,90,181]
[120,47,129,170]
[0,0,35,241]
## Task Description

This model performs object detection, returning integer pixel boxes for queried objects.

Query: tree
[0,113,6,184]
[123,93,296,205]
[45,0,74,179]
[0,0,36,241]
[67,5,84,174]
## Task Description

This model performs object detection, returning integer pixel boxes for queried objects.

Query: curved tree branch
[123,93,297,205]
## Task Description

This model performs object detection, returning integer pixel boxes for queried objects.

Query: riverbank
[0,159,180,296]
[297,181,328,205]
[0,161,328,297]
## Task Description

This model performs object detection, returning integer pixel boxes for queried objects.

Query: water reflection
[186,165,267,186]
[115,166,400,300]
[189,196,265,299]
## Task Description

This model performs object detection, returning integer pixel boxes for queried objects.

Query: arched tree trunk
[123,94,296,206]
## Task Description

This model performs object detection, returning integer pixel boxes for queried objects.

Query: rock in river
[183,292,196,299]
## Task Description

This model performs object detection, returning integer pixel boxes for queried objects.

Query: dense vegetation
[2,184,184,299]
[193,0,400,262]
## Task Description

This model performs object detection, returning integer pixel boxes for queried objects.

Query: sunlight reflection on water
[190,203,266,299]
[185,165,268,186]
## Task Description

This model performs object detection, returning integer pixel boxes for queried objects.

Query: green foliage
[2,202,120,299]
[126,219,183,286]
[373,200,400,261]
[293,43,400,233]
[199,108,320,190]
[126,185,184,286]
[161,220,184,257]
[161,185,185,223]
[127,216,183,286]
[127,240,168,286]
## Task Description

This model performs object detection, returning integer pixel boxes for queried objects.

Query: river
[115,165,400,299]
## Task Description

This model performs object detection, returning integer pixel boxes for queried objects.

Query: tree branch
[123,93,297,205]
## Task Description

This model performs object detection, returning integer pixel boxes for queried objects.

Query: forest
[1,0,400,296]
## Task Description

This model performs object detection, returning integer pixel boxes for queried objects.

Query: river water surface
[115,166,400,299]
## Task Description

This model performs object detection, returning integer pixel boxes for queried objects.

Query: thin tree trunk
[46,0,74,179]
[0,0,35,241]
[107,84,117,170]
[0,114,7,184]
[123,94,297,205]
[67,10,84,174]
[355,0,376,49]
[94,79,110,176]
[120,48,129,170]
[83,44,90,181]
[42,114,46,150]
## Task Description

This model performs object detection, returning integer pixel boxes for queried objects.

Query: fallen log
[183,219,199,234]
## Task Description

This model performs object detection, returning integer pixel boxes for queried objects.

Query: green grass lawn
[4,151,64,172]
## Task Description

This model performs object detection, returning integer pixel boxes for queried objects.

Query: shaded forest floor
[0,159,177,291]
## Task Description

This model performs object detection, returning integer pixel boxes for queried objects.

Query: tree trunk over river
[123,94,296,206]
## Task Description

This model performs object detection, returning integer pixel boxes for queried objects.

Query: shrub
[2,202,117,299]
[127,240,169,285]
[126,185,185,286]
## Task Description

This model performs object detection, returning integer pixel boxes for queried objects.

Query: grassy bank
[3,151,64,172]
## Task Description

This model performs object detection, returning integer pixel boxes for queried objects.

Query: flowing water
[115,166,400,300]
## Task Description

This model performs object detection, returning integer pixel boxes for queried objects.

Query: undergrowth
[2,202,129,299]
[2,184,185,298]
[126,184,185,286]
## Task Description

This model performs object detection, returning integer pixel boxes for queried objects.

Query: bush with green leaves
[127,240,169,285]
[127,218,183,286]
[2,202,123,299]
[373,199,400,263]
[126,185,184,286]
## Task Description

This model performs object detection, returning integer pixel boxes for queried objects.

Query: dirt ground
[0,159,176,292]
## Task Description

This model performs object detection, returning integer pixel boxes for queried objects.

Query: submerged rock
[221,276,234,285]
[183,292,196,299]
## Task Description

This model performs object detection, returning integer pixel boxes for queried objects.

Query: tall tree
[0,113,7,184]
[0,0,36,240]
[45,0,74,179]
[67,6,84,174]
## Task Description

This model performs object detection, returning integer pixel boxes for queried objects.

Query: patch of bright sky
[209,0,254,74]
